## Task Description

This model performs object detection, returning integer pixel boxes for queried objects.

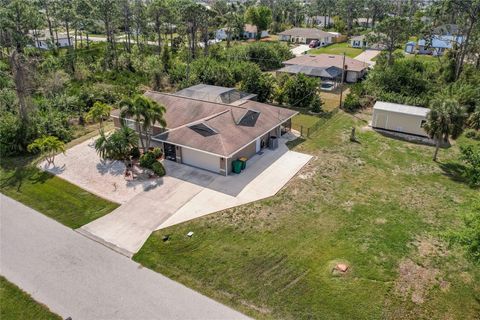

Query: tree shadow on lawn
[438,161,471,186]
[0,164,55,193]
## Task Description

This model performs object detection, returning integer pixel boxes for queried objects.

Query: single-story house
[350,35,370,48]
[281,54,369,83]
[243,24,268,39]
[306,16,335,28]
[372,101,429,137]
[278,28,335,46]
[277,65,342,90]
[215,28,228,41]
[111,88,297,175]
[354,18,373,28]
[174,84,257,105]
[405,35,464,56]
[30,30,73,49]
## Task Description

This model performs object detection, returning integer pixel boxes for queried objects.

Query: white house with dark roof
[111,86,297,175]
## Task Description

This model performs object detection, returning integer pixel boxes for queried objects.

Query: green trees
[423,98,466,161]
[27,136,66,166]
[239,66,274,103]
[468,107,480,130]
[119,95,166,150]
[94,126,138,165]
[283,74,319,109]
[369,16,410,65]
[244,5,272,40]
[85,101,112,129]
[459,145,480,187]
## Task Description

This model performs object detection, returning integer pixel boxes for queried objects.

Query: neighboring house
[278,28,335,46]
[404,35,464,56]
[30,30,73,49]
[175,84,257,105]
[215,28,228,41]
[281,54,369,83]
[372,101,429,137]
[355,18,373,28]
[350,35,368,48]
[350,34,383,49]
[243,24,268,39]
[111,88,296,175]
[306,15,335,28]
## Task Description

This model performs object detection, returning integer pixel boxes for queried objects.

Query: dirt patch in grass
[394,258,439,304]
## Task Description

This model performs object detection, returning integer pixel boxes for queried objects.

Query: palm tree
[85,101,112,130]
[95,127,138,167]
[119,95,166,151]
[27,135,66,166]
[423,98,467,161]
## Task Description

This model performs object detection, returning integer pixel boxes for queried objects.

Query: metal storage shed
[372,101,430,137]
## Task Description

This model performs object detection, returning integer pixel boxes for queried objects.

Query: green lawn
[291,114,321,132]
[134,111,480,319]
[309,42,364,58]
[0,156,118,229]
[0,276,61,320]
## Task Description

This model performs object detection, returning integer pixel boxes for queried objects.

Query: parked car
[309,40,320,48]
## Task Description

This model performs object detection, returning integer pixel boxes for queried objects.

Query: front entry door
[164,143,176,161]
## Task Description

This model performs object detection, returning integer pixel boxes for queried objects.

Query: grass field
[134,111,480,319]
[0,156,118,229]
[0,276,61,320]
[309,42,364,58]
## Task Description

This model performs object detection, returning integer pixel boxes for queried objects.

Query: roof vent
[189,123,217,137]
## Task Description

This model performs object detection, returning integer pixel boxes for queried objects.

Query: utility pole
[339,52,346,109]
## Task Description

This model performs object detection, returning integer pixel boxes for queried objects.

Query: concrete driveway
[354,49,381,66]
[43,134,312,257]
[291,44,311,56]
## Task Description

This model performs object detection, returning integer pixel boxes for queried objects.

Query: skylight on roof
[238,109,260,127]
[189,123,217,137]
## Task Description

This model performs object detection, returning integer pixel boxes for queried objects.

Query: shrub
[342,93,362,113]
[283,74,319,108]
[152,147,163,159]
[460,145,480,187]
[151,161,166,177]
[465,129,480,141]
[130,147,141,159]
[310,95,324,113]
[139,151,157,168]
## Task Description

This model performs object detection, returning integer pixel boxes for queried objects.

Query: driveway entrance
[42,134,312,257]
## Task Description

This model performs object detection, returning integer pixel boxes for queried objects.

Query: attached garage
[181,147,220,173]
[372,101,429,137]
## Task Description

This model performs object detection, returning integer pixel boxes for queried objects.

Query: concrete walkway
[0,194,249,320]
[80,137,311,257]
[354,49,381,66]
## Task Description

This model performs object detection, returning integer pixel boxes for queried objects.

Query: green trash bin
[232,160,242,174]
[239,157,248,170]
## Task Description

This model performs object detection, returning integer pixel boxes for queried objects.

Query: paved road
[0,194,248,320]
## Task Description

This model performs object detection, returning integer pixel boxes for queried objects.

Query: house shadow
[374,129,451,148]
[286,137,307,149]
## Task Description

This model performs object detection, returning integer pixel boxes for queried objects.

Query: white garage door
[181,147,219,173]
